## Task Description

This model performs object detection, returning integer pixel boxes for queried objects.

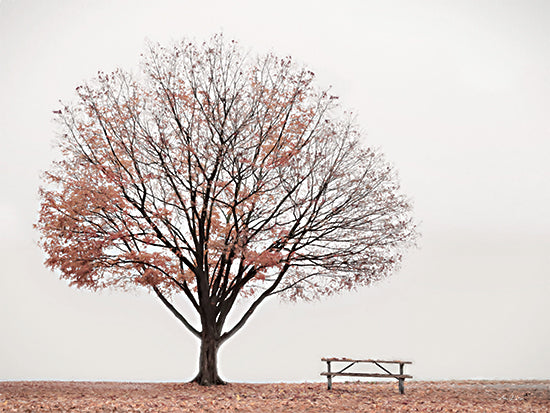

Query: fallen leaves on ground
[0,380,548,412]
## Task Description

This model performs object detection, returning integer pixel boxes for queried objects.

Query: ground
[0,380,549,412]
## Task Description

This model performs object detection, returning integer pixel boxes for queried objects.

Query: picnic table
[321,357,412,394]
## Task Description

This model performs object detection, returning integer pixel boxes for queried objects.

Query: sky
[1,0,549,382]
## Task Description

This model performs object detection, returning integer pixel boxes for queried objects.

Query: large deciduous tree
[37,35,416,385]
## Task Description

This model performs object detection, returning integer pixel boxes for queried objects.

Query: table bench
[321,357,412,394]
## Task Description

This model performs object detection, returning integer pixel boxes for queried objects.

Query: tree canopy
[36,35,416,385]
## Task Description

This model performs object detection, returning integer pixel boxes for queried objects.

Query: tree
[36,35,416,385]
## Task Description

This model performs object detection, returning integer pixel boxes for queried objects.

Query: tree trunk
[192,331,225,385]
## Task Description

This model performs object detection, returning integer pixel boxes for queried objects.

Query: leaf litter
[0,380,548,412]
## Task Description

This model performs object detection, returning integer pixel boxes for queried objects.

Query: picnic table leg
[398,363,405,394]
[327,361,332,390]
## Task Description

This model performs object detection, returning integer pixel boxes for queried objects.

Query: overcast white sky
[1,0,549,383]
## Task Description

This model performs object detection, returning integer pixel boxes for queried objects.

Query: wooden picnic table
[321,357,413,394]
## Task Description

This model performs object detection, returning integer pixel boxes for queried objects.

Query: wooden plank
[321,372,412,379]
[321,358,412,364]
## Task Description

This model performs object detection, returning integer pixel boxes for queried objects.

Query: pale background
[1,0,548,382]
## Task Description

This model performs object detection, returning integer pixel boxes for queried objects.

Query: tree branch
[152,285,201,338]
